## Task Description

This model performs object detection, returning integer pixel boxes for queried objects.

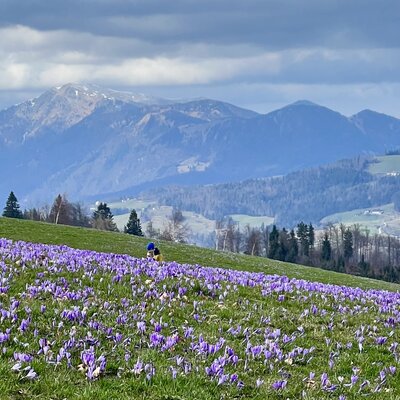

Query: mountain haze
[1,83,400,205]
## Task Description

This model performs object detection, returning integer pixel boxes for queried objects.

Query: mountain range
[1,83,400,205]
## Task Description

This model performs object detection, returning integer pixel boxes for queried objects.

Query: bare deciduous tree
[159,208,190,243]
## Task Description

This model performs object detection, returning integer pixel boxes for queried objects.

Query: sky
[0,0,399,117]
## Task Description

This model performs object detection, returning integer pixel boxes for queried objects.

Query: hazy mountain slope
[147,157,400,227]
[350,109,400,150]
[1,83,400,205]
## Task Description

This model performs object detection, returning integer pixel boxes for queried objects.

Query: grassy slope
[2,218,400,400]
[0,217,398,292]
[368,155,400,175]
[321,203,400,236]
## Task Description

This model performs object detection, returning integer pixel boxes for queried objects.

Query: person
[146,242,155,258]
[153,247,163,262]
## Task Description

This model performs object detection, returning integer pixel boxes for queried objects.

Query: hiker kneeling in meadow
[146,242,155,258]
[146,242,163,261]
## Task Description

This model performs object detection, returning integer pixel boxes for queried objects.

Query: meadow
[368,155,400,176]
[321,203,400,236]
[1,218,400,399]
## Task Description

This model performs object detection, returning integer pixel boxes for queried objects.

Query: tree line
[214,217,400,283]
[1,191,137,234]
[1,191,190,243]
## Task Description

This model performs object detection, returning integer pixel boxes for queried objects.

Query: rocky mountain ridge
[1,83,400,205]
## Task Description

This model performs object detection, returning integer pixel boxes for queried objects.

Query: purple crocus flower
[376,336,387,345]
[217,374,229,385]
[144,363,155,380]
[14,352,33,363]
[137,321,146,334]
[81,349,95,366]
[256,378,264,387]
[170,366,177,379]
[0,331,10,343]
[359,380,370,391]
[379,369,386,382]
[350,375,358,386]
[321,372,328,387]
[25,368,37,380]
[11,362,22,371]
[19,318,30,332]
[272,380,287,390]
[132,359,143,375]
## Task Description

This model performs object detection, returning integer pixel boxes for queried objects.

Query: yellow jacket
[154,254,163,262]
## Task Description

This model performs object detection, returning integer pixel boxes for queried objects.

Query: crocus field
[1,238,400,399]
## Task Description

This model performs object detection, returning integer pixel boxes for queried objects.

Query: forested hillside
[146,157,400,226]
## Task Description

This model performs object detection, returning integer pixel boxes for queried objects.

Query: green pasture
[0,217,398,292]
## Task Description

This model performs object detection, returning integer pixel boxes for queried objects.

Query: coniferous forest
[215,219,400,284]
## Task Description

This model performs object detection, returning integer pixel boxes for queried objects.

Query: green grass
[0,217,398,292]
[368,155,400,175]
[2,218,400,399]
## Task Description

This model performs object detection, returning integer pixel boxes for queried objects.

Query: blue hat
[146,242,155,251]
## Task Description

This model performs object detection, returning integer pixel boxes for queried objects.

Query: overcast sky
[0,0,399,116]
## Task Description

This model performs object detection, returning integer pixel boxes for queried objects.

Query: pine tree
[296,222,309,257]
[72,203,91,227]
[268,225,280,259]
[2,191,23,219]
[308,223,315,252]
[343,228,353,260]
[358,254,370,276]
[92,202,118,231]
[277,228,289,261]
[321,232,332,262]
[336,255,345,273]
[287,229,299,263]
[124,209,143,236]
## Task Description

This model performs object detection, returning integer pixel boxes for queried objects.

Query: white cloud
[0,18,399,118]
[95,54,281,85]
[0,25,47,50]
[0,25,282,90]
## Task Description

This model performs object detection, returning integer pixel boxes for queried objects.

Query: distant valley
[103,155,400,246]
[142,156,400,224]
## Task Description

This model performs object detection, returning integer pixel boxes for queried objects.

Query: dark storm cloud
[1,0,399,49]
[0,0,399,117]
